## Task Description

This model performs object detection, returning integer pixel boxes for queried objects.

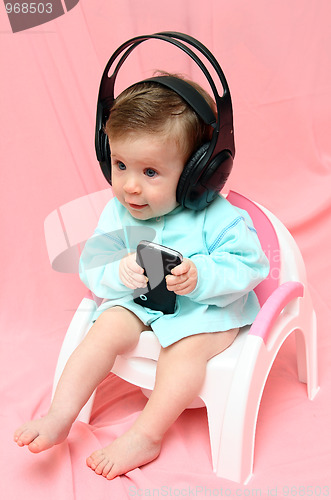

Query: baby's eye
[144,168,158,178]
[117,161,126,171]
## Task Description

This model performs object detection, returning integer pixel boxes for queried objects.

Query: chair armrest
[249,281,304,343]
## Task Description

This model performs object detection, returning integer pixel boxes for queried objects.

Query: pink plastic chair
[46,189,319,483]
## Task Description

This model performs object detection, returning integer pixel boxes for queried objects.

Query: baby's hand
[119,253,148,289]
[165,258,198,295]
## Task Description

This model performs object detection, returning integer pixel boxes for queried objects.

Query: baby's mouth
[128,203,148,210]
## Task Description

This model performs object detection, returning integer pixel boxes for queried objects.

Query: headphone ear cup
[177,142,210,207]
[95,99,112,185]
[200,149,233,193]
[177,145,233,210]
[99,131,112,184]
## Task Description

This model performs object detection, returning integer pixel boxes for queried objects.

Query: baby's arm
[79,198,135,299]
[183,222,269,306]
[167,218,269,303]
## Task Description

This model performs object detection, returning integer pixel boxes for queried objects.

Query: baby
[14,74,269,479]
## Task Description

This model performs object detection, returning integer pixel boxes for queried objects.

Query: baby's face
[110,133,185,220]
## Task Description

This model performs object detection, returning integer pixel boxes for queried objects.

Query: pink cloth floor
[1,1,330,498]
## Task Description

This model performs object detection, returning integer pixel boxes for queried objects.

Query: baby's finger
[129,269,148,287]
[126,273,148,289]
[172,283,192,295]
[170,259,190,276]
[126,253,145,274]
[165,273,186,290]
[130,261,145,274]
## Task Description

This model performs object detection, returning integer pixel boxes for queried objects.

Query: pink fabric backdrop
[1,0,330,497]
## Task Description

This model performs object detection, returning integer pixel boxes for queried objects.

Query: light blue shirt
[79,194,270,347]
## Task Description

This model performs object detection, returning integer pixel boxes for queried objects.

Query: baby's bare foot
[86,425,161,479]
[14,411,72,453]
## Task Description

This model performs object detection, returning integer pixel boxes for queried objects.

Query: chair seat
[112,326,249,408]
[121,330,162,361]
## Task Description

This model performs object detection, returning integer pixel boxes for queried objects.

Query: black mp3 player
[133,240,183,314]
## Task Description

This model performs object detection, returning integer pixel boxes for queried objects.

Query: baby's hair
[105,72,217,163]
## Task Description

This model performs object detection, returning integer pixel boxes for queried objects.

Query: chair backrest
[226,191,280,306]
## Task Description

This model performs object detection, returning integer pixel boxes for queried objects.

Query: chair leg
[203,395,228,473]
[216,338,266,483]
[295,310,319,400]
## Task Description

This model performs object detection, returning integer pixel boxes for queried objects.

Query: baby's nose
[124,177,141,193]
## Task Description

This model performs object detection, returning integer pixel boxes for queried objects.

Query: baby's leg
[14,307,145,453]
[87,328,239,479]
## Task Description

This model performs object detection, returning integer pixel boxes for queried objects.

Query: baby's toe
[14,427,39,446]
[101,461,114,477]
[94,457,111,475]
[28,434,52,453]
[86,450,104,470]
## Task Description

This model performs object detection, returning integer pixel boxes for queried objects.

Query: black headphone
[95,31,235,211]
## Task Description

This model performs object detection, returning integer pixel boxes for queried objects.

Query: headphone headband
[96,32,234,152]
[141,76,217,127]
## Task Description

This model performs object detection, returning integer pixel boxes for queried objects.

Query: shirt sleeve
[186,217,270,307]
[78,199,130,300]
